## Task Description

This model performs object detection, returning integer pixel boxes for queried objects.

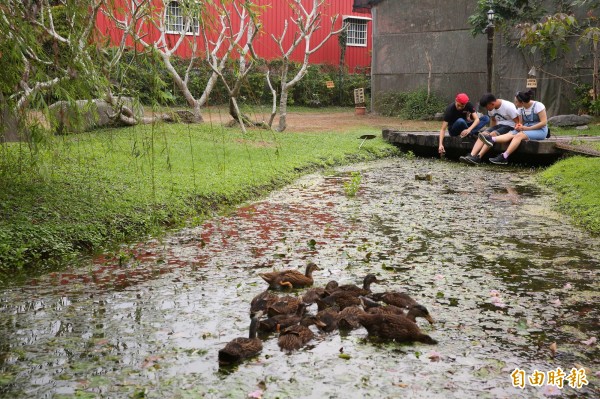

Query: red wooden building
[96,1,372,73]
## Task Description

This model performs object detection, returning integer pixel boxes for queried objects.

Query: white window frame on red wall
[165,1,199,35]
[343,16,371,47]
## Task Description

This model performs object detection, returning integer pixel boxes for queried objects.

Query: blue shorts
[485,124,513,135]
[512,125,548,140]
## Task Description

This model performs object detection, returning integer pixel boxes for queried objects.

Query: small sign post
[325,81,335,89]
[526,78,537,88]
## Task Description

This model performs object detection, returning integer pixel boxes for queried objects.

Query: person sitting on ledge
[438,93,490,155]
[459,93,519,165]
[478,89,549,165]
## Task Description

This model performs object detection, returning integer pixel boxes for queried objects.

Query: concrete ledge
[383,130,600,165]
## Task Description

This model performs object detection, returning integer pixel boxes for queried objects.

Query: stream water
[0,158,598,398]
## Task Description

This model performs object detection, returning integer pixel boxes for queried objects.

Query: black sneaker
[478,132,494,147]
[459,154,481,165]
[489,153,508,165]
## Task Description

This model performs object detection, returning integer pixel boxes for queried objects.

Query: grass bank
[539,156,600,235]
[0,120,399,280]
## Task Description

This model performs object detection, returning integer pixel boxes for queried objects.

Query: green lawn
[0,121,398,277]
[540,156,600,235]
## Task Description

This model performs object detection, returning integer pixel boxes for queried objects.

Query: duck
[218,311,264,365]
[259,262,321,289]
[357,312,437,344]
[369,291,417,309]
[258,302,308,333]
[312,307,339,332]
[249,290,279,318]
[302,280,339,304]
[317,290,361,311]
[333,274,383,297]
[361,296,435,325]
[337,305,366,330]
[277,324,315,352]
[266,295,302,317]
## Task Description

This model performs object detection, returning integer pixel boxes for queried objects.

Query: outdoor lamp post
[486,2,495,93]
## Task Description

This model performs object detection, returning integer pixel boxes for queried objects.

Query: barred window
[165,1,199,34]
[345,18,368,47]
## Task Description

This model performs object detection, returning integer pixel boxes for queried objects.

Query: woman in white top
[477,89,548,165]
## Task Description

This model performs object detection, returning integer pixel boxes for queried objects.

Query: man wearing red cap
[438,93,490,155]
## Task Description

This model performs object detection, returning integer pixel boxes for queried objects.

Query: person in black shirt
[438,93,490,155]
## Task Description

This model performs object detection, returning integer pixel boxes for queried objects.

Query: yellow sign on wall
[326,81,335,89]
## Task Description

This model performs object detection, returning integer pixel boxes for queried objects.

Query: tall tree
[266,0,345,132]
[102,0,258,123]
[0,0,104,129]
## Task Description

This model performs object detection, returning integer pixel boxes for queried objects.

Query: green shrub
[111,52,371,108]
[375,88,445,120]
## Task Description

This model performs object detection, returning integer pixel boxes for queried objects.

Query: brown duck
[218,311,264,365]
[312,307,339,332]
[277,324,315,352]
[337,305,366,330]
[258,303,308,333]
[302,280,339,304]
[317,290,360,311]
[333,274,383,297]
[362,297,435,325]
[357,312,437,344]
[259,263,321,289]
[369,291,417,308]
[249,290,279,318]
[266,295,302,317]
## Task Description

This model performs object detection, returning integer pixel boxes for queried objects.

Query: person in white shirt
[460,93,519,165]
[478,89,549,165]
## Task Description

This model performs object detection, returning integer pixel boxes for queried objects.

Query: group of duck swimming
[218,262,438,366]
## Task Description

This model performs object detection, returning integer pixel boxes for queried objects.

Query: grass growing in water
[343,171,362,197]
[0,122,398,277]
[540,156,600,235]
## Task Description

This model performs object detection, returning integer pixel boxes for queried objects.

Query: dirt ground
[201,107,440,133]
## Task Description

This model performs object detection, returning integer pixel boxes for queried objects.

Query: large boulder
[48,97,144,134]
[548,114,592,127]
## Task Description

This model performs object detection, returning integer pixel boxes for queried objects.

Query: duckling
[258,303,308,333]
[218,311,264,365]
[333,274,383,297]
[302,280,339,304]
[266,295,302,317]
[357,312,437,344]
[249,290,279,318]
[259,262,321,289]
[337,305,366,330]
[277,324,315,352]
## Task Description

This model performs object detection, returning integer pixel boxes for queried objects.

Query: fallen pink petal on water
[542,385,562,397]
[563,283,572,289]
[595,371,600,377]
[547,320,557,325]
[551,299,561,306]
[434,274,444,280]
[248,390,263,399]
[581,337,597,346]
[428,350,442,362]
[489,290,500,297]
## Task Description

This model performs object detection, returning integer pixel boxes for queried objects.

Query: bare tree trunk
[278,89,289,132]
[266,70,277,128]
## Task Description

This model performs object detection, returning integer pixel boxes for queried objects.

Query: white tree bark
[269,0,345,132]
